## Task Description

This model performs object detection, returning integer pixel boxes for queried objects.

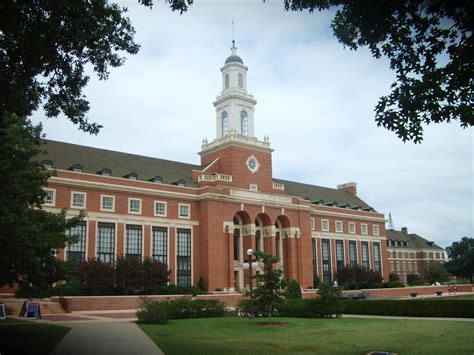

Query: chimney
[401,227,408,234]
[337,182,357,196]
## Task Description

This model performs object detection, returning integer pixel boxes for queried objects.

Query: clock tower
[198,42,278,193]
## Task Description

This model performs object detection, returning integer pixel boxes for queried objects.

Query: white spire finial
[231,20,237,55]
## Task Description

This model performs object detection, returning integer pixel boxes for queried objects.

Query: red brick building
[37,43,389,291]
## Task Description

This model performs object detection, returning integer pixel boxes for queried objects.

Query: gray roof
[273,178,372,210]
[37,140,374,209]
[386,229,444,250]
[38,140,202,187]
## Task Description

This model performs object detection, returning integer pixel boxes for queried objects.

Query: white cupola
[214,41,257,139]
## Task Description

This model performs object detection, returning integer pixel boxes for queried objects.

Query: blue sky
[31,1,473,249]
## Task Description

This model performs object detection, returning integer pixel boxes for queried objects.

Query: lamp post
[242,248,259,297]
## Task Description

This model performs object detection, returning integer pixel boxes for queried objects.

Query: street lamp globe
[242,263,250,270]
[247,248,254,256]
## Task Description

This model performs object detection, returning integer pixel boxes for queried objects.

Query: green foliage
[341,299,474,318]
[136,299,226,324]
[197,276,206,292]
[252,252,283,321]
[284,279,302,299]
[335,265,383,289]
[446,237,474,283]
[407,273,423,286]
[283,0,473,142]
[276,297,343,318]
[78,259,115,295]
[382,281,405,288]
[1,1,141,133]
[422,261,451,284]
[15,285,51,299]
[0,113,84,290]
[50,283,85,297]
[155,284,203,296]
[313,273,320,288]
[389,273,400,282]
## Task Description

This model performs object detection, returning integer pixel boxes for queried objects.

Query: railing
[272,182,285,190]
[197,173,233,183]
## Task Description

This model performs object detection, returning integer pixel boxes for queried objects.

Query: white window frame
[43,188,56,206]
[100,195,115,212]
[179,203,191,219]
[250,184,258,191]
[335,220,343,233]
[348,222,356,234]
[128,198,142,215]
[373,224,380,236]
[70,191,87,209]
[310,218,315,230]
[361,223,368,235]
[154,200,167,217]
[321,219,329,232]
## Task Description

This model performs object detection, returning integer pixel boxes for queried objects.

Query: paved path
[48,313,164,355]
[342,314,474,322]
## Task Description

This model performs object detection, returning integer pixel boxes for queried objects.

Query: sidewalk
[47,312,164,355]
[342,314,474,322]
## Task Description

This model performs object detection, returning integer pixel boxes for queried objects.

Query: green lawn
[140,316,474,354]
[0,318,70,355]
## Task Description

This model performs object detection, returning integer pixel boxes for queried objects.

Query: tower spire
[231,21,237,55]
[388,212,395,230]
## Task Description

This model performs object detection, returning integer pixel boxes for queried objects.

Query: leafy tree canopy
[422,260,451,284]
[283,0,473,142]
[446,237,474,283]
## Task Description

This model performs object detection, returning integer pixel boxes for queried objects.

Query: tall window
[322,239,331,283]
[336,240,344,270]
[177,229,192,286]
[152,227,167,265]
[238,73,243,88]
[276,231,281,260]
[97,223,115,263]
[67,222,86,264]
[221,111,228,136]
[373,243,381,272]
[311,238,318,286]
[361,242,369,269]
[240,110,248,135]
[233,228,240,261]
[125,225,142,258]
[225,74,229,89]
[349,241,357,267]
[256,230,261,253]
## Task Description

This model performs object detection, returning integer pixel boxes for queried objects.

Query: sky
[31,1,473,249]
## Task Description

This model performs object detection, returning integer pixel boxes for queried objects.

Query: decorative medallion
[246,155,260,173]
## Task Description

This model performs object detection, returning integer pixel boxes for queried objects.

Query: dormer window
[98,168,111,177]
[69,164,84,173]
[124,172,138,180]
[150,175,162,184]
[42,160,53,169]
[172,179,185,187]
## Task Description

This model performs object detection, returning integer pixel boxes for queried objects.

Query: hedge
[136,299,226,324]
[341,299,474,318]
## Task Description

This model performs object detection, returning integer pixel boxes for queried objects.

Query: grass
[0,317,70,355]
[140,316,474,354]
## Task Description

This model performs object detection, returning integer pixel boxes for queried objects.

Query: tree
[142,258,170,294]
[283,0,473,143]
[115,256,144,295]
[0,0,186,291]
[0,113,84,290]
[284,279,302,299]
[335,265,382,289]
[422,261,451,284]
[253,251,283,323]
[446,237,474,283]
[79,258,115,295]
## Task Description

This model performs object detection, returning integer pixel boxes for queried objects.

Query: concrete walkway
[342,314,474,322]
[50,316,164,355]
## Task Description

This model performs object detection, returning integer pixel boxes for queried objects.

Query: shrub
[284,279,302,299]
[407,273,423,286]
[382,281,405,288]
[341,299,474,318]
[115,256,144,295]
[275,297,343,318]
[142,258,169,294]
[236,298,259,317]
[155,284,204,296]
[336,265,382,289]
[15,286,51,299]
[136,299,170,324]
[313,274,320,289]
[50,282,85,296]
[79,258,115,295]
[389,273,400,282]
[197,276,206,292]
[137,299,226,324]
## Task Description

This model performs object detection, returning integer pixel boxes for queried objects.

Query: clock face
[246,156,260,173]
